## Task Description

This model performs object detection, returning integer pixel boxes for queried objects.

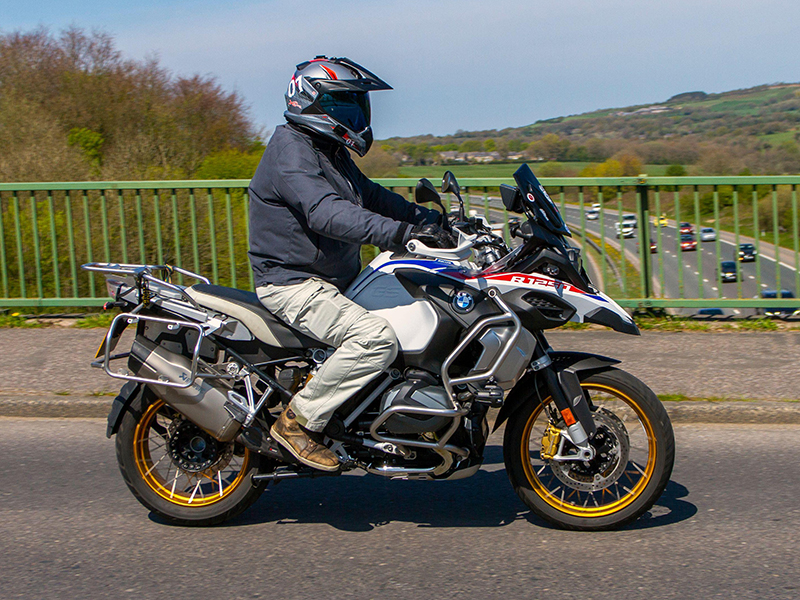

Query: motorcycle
[83,164,674,530]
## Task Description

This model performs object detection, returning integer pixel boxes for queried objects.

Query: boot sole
[270,427,340,473]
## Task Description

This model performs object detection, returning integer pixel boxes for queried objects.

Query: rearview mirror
[441,171,461,196]
[499,184,524,213]
[415,178,441,205]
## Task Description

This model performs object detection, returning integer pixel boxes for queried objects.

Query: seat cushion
[186,284,320,349]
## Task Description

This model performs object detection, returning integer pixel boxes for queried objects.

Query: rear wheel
[504,368,674,531]
[116,392,268,526]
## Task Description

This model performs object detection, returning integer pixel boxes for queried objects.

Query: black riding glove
[404,223,458,249]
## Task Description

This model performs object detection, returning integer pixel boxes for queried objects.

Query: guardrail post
[636,175,652,299]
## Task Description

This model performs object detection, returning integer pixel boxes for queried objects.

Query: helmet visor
[318,91,370,132]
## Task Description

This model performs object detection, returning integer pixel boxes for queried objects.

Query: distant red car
[680,233,697,251]
[639,239,658,254]
[679,222,694,235]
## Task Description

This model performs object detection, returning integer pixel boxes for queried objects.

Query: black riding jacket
[248,124,438,290]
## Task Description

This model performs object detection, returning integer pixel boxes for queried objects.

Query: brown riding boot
[270,406,340,472]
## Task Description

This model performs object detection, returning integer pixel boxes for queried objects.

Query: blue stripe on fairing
[350,258,468,296]
[375,259,465,274]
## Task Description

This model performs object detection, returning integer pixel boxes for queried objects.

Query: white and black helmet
[284,56,391,156]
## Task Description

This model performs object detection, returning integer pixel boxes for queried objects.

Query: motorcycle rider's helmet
[284,56,391,156]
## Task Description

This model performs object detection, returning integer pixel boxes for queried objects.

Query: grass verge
[657,394,755,402]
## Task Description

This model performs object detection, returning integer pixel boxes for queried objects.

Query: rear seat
[185,284,320,349]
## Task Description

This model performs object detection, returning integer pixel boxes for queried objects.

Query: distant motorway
[470,195,799,315]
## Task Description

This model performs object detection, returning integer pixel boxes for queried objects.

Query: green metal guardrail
[1,176,799,312]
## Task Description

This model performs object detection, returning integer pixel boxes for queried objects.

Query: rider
[248,56,455,471]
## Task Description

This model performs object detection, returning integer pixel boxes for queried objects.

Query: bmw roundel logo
[453,290,475,313]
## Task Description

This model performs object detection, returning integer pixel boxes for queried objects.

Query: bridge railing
[1,176,799,312]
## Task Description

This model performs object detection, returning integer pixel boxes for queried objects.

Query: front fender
[492,351,620,433]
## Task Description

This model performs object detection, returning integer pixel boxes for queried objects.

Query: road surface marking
[734,309,741,314]
[748,275,755,280]
[703,278,709,283]
[694,271,699,275]
[712,287,718,291]
[761,283,768,287]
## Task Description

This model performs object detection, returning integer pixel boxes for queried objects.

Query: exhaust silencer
[128,337,241,442]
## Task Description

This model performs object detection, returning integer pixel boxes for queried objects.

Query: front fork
[532,338,598,460]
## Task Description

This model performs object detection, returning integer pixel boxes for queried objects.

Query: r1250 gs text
[84,164,674,530]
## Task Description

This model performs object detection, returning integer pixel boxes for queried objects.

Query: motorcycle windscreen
[513,163,571,237]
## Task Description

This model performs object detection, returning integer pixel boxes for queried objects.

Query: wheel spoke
[629,461,646,476]
[188,478,202,503]
[143,453,168,477]
[169,469,180,498]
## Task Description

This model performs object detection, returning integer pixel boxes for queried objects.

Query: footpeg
[474,385,504,407]
[238,426,292,462]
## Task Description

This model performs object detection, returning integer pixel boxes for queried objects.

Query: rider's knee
[349,314,398,367]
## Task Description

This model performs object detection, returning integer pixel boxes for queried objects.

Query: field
[397,162,676,180]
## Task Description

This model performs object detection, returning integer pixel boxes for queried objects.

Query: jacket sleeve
[356,168,442,226]
[269,141,409,251]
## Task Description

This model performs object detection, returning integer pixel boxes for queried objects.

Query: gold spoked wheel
[133,399,250,508]
[521,384,656,517]
[504,368,674,530]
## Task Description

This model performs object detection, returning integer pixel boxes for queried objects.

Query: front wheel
[115,392,268,526]
[504,368,674,531]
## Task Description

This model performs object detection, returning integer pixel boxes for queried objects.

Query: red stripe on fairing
[480,272,586,294]
[320,65,338,79]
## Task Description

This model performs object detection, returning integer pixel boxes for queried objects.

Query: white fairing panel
[465,272,634,326]
[348,272,439,352]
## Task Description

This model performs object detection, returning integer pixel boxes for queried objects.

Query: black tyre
[115,391,268,526]
[504,368,674,531]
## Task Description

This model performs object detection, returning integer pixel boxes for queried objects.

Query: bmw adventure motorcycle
[84,164,674,530]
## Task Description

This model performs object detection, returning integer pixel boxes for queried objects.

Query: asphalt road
[2,418,799,600]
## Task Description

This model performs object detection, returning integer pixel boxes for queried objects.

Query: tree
[458,139,483,153]
[484,138,496,152]
[0,27,258,181]
[665,164,686,177]
[615,153,643,176]
[352,147,400,178]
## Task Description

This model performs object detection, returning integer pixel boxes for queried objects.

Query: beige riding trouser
[256,278,398,432]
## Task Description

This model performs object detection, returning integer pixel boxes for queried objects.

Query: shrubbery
[0,27,259,182]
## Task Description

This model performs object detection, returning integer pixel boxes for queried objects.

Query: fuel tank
[347,260,449,353]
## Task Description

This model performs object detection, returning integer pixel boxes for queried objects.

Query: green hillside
[374,84,800,177]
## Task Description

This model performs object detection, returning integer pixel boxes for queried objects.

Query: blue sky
[3,0,800,139]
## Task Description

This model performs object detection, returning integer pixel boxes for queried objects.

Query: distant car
[679,222,694,234]
[622,214,638,229]
[615,222,635,238]
[738,243,757,262]
[680,233,697,251]
[700,227,717,242]
[653,214,668,227]
[586,204,600,220]
[759,289,797,317]
[697,308,725,317]
[637,239,658,254]
[718,260,739,282]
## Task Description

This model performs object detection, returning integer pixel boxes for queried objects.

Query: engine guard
[492,351,620,433]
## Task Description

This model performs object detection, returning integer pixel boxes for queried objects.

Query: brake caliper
[540,422,562,460]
